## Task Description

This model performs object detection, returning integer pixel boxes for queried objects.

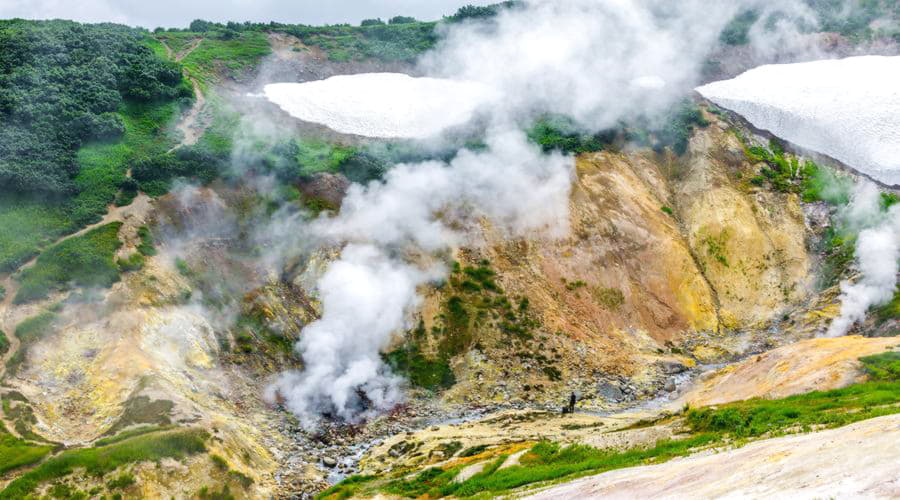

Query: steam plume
[266,131,572,427]
[826,182,900,337]
[268,0,836,426]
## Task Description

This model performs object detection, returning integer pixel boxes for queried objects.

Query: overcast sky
[0,0,496,28]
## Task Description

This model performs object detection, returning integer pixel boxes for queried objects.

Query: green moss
[0,428,208,499]
[14,223,123,303]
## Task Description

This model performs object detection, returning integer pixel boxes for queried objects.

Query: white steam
[267,0,834,427]
[826,182,900,337]
[267,131,572,427]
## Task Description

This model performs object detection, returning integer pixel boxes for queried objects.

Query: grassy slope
[13,222,123,304]
[162,31,271,86]
[0,428,208,499]
[322,352,900,499]
[0,425,53,476]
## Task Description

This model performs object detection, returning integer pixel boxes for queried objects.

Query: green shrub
[210,454,229,471]
[527,115,613,154]
[860,352,900,381]
[384,345,456,391]
[874,290,899,323]
[137,225,157,256]
[720,9,760,45]
[118,253,145,272]
[107,473,136,489]
[14,223,123,303]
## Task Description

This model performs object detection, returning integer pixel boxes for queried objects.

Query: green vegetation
[14,223,123,303]
[875,290,899,323]
[283,22,437,63]
[167,31,271,83]
[107,473,136,489]
[628,101,710,155]
[332,350,900,498]
[446,2,521,23]
[720,9,760,45]
[384,342,456,391]
[316,475,377,500]
[592,287,625,310]
[0,430,53,475]
[0,428,208,499]
[132,145,226,196]
[720,2,900,46]
[118,252,146,273]
[93,425,174,447]
[6,310,58,377]
[103,395,175,438]
[0,20,188,272]
[210,454,229,471]
[0,20,187,196]
[687,352,900,437]
[653,101,710,155]
[0,329,8,356]
[527,115,615,154]
[701,230,730,268]
[0,196,71,272]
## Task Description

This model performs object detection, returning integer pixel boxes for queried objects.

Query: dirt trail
[159,38,207,152]
[174,38,202,62]
[171,78,205,151]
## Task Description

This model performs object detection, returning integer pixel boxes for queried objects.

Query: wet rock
[658,361,688,375]
[664,380,677,392]
[322,457,337,468]
[597,381,623,402]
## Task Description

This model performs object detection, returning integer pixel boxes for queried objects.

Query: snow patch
[696,56,900,186]
[263,73,500,139]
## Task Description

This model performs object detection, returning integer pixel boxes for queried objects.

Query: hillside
[0,2,899,499]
